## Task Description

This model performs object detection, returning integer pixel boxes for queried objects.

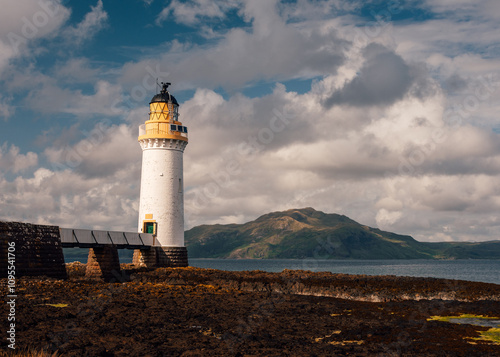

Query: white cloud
[0,0,70,73]
[44,123,141,178]
[0,0,70,42]
[375,174,500,242]
[2,63,127,118]
[0,39,16,75]
[28,80,125,116]
[0,165,140,230]
[323,44,414,108]
[376,208,402,228]
[424,0,500,21]
[0,123,141,229]
[282,0,360,21]
[126,0,348,90]
[64,0,108,46]
[0,94,13,120]
[175,67,500,242]
[156,0,240,26]
[53,57,100,83]
[0,144,38,174]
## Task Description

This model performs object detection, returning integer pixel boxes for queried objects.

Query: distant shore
[1,264,499,356]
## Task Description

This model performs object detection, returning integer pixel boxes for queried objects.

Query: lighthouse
[136,82,188,267]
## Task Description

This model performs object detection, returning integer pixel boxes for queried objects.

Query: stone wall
[85,247,121,281]
[133,247,188,268]
[0,221,67,279]
[157,247,188,267]
[0,220,189,280]
[133,247,157,268]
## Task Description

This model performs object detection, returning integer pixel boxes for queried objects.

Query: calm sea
[63,249,499,285]
[189,259,500,285]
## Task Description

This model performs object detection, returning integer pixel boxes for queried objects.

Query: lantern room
[138,82,188,142]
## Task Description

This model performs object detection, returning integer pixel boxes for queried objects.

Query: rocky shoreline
[1,264,499,356]
[127,266,500,303]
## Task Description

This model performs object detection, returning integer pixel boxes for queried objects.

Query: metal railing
[138,124,188,139]
[60,228,158,249]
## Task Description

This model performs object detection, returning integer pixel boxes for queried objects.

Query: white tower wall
[138,140,186,247]
[136,83,189,268]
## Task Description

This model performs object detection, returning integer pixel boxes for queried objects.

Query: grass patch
[44,303,68,308]
[428,314,499,323]
[0,348,59,356]
[429,314,500,345]
[472,328,500,345]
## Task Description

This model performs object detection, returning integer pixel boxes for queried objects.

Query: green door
[145,222,155,234]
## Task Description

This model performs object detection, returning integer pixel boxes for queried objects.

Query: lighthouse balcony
[138,124,188,141]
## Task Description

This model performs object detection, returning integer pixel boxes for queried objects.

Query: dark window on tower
[170,124,177,131]
[183,126,188,133]
[144,222,156,234]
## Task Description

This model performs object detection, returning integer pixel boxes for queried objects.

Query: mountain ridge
[185,207,500,259]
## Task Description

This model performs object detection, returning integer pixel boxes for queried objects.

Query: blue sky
[1,0,499,242]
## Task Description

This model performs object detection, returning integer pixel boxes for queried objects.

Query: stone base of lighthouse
[85,247,121,281]
[158,247,188,267]
[132,247,157,268]
[133,247,188,268]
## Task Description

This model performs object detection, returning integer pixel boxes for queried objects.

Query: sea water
[63,249,499,284]
[189,259,500,285]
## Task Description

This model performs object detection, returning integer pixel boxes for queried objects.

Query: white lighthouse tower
[136,82,188,267]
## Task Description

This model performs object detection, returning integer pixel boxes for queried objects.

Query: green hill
[185,208,500,259]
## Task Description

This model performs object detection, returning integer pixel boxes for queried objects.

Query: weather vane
[161,81,171,92]
[155,79,171,93]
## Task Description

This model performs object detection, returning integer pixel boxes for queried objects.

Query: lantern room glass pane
[173,106,179,121]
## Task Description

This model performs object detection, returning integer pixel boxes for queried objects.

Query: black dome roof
[150,82,178,105]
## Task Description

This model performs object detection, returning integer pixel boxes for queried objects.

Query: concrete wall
[0,221,67,279]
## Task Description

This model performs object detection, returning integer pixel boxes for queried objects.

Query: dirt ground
[1,265,499,356]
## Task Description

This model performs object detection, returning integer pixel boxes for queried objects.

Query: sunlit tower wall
[136,83,188,267]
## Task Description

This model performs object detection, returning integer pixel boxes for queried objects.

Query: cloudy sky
[1,0,499,243]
